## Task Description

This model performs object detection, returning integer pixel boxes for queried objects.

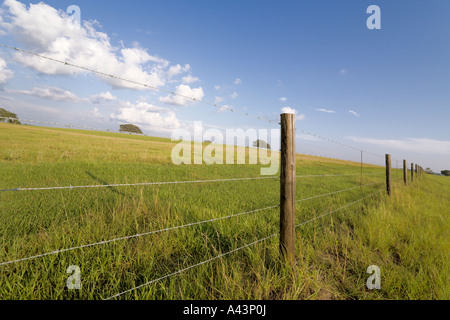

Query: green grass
[0,122,448,300]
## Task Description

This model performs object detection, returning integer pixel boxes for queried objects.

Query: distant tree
[441,170,450,176]
[424,168,433,174]
[253,139,271,150]
[119,124,143,134]
[0,108,21,124]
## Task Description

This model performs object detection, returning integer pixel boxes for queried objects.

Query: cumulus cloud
[0,0,196,91]
[168,64,190,81]
[234,78,242,85]
[5,86,82,103]
[0,57,14,84]
[159,84,204,106]
[110,100,180,133]
[181,75,200,84]
[90,91,117,104]
[279,97,287,102]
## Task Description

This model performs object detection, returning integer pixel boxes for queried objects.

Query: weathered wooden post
[280,112,296,264]
[411,163,414,182]
[403,160,407,186]
[386,154,392,196]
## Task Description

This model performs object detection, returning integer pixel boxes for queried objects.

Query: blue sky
[0,0,449,172]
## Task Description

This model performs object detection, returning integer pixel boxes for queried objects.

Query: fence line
[105,189,382,300]
[0,42,427,299]
[0,182,381,267]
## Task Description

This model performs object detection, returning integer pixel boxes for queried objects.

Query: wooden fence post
[403,160,407,186]
[386,154,392,196]
[411,163,414,182]
[280,113,296,264]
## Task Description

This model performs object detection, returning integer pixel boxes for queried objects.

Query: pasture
[0,122,448,300]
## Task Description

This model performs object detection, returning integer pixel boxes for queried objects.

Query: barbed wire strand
[104,189,382,300]
[0,174,385,192]
[0,176,280,192]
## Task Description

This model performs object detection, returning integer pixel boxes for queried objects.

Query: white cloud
[214,85,221,91]
[281,107,305,121]
[0,0,196,91]
[281,107,296,114]
[234,78,242,85]
[90,91,117,104]
[5,86,82,103]
[0,57,14,84]
[315,108,336,114]
[230,91,238,99]
[279,97,287,102]
[159,84,204,106]
[346,136,450,155]
[181,75,200,84]
[110,100,180,133]
[349,110,360,117]
[168,64,190,80]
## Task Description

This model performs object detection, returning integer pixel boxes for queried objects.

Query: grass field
[0,122,448,300]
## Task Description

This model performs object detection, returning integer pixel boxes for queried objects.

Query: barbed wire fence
[0,43,427,299]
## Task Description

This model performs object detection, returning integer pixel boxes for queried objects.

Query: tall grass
[0,122,448,300]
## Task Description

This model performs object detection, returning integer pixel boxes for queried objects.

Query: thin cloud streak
[346,136,450,155]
